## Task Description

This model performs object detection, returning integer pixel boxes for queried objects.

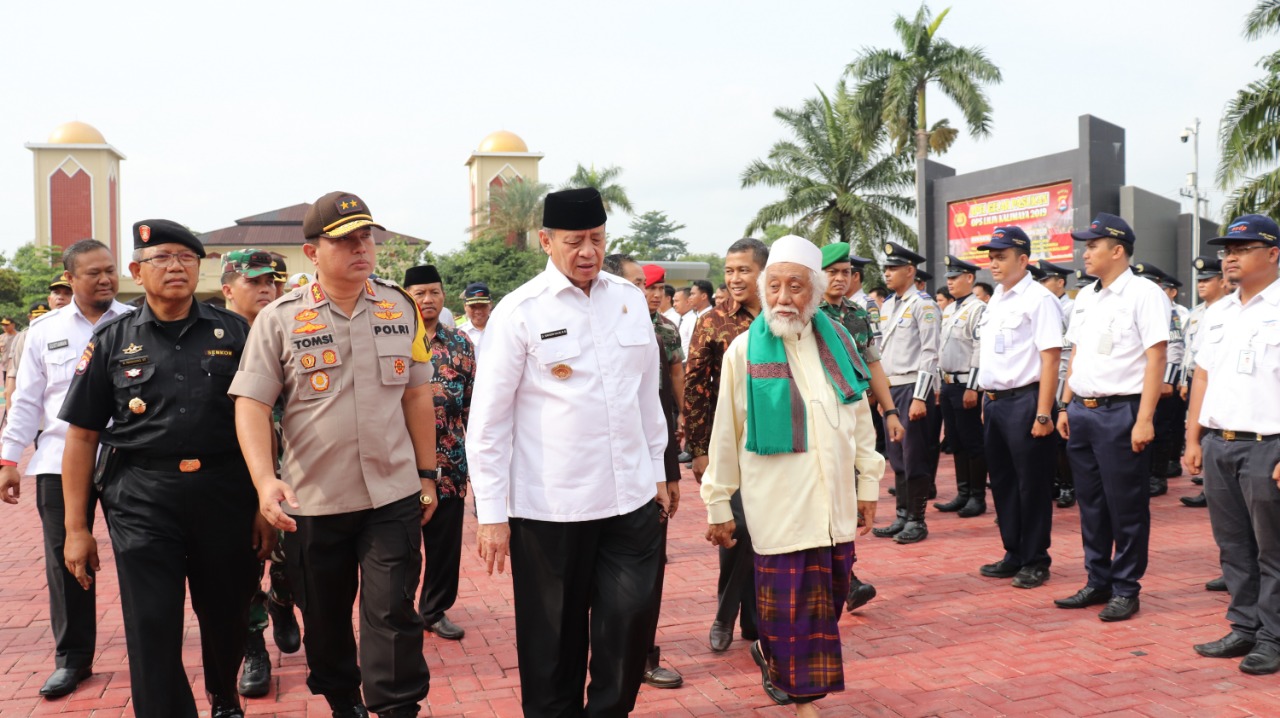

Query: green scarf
[745,310,868,455]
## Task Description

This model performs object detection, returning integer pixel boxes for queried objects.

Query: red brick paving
[1,456,1277,717]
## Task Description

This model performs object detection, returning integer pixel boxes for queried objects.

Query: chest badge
[295,309,319,322]
[310,371,331,392]
[374,310,403,320]
[294,322,327,335]
[300,354,317,369]
[375,299,396,310]
[551,363,573,380]
[122,343,143,354]
[394,358,406,375]
[322,349,338,365]
[214,328,225,339]
[128,397,147,415]
[125,368,142,378]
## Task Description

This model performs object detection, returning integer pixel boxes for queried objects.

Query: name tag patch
[206,349,234,357]
[541,329,568,340]
[47,339,69,350]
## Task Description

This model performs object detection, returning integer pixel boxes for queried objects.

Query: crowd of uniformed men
[0,186,1277,718]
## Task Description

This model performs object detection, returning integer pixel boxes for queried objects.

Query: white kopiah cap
[766,235,822,272]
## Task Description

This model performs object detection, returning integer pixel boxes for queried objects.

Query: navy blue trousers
[982,391,1056,568]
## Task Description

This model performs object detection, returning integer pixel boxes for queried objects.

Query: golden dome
[477,130,528,153]
[48,121,107,144]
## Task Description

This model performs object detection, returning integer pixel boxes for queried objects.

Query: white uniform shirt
[458,320,485,360]
[1196,280,1280,434]
[1065,269,1170,398]
[1058,293,1075,378]
[851,289,872,310]
[439,306,456,328]
[0,299,134,474]
[661,307,680,326]
[1182,301,1210,378]
[977,272,1064,391]
[938,293,985,375]
[467,260,668,524]
[679,305,712,360]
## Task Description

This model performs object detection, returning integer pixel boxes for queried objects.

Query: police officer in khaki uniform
[230,192,437,718]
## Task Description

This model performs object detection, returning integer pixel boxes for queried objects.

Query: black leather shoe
[1239,643,1280,675]
[1181,492,1207,508]
[39,666,92,698]
[643,665,684,688]
[1054,586,1112,609]
[846,579,877,611]
[677,451,692,464]
[894,520,929,544]
[269,599,302,654]
[872,514,907,538]
[934,493,967,512]
[749,641,793,706]
[377,705,421,717]
[1195,633,1256,658]
[980,560,1020,578]
[1192,476,1204,486]
[427,614,465,640]
[1206,576,1228,592]
[326,694,370,718]
[1149,476,1168,497]
[957,497,987,518]
[1055,488,1076,509]
[238,631,271,697]
[887,486,896,496]
[1099,595,1140,622]
[709,621,732,652]
[1012,565,1050,589]
[211,695,245,718]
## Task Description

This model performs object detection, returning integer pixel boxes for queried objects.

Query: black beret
[403,265,442,288]
[133,219,205,258]
[543,188,607,230]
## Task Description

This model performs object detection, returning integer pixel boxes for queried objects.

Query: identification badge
[1097,334,1114,356]
[1238,349,1256,375]
[993,332,1006,354]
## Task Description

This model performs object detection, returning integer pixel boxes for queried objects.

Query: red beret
[642,264,665,288]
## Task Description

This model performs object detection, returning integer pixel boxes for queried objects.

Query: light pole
[1180,118,1202,308]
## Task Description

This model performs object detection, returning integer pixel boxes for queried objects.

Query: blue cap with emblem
[1028,263,1047,280]
[883,241,925,267]
[1208,214,1280,246]
[1038,259,1073,278]
[1193,255,1222,279]
[1074,268,1098,288]
[1135,261,1181,289]
[943,254,979,277]
[916,268,933,282]
[977,226,1031,251]
[1071,212,1136,244]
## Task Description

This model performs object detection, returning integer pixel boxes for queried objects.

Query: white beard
[764,306,810,338]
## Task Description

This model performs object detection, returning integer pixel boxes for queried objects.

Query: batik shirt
[430,323,476,499]
[684,300,755,457]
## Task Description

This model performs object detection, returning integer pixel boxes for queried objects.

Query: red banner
[946,181,1075,268]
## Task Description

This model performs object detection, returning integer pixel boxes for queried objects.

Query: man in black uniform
[60,220,272,718]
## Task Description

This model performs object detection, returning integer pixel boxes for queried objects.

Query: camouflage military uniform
[819,297,880,368]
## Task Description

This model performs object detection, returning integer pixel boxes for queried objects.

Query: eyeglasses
[1217,245,1271,259]
[139,252,201,268]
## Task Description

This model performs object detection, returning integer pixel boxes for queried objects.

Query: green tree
[375,236,427,286]
[1218,0,1280,220]
[607,211,688,260]
[471,179,550,249]
[432,236,547,315]
[561,164,634,215]
[678,252,725,285]
[847,3,1002,221]
[762,224,792,244]
[0,244,61,325]
[741,81,917,261]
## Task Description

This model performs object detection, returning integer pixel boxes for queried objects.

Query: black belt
[985,383,1038,402]
[1073,394,1141,409]
[941,372,969,385]
[123,453,245,473]
[1212,429,1280,442]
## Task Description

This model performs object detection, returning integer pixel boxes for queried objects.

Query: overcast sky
[3,0,1271,262]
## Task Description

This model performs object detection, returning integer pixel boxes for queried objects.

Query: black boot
[958,455,988,518]
[237,631,271,698]
[267,561,302,655]
[934,453,970,512]
[1148,475,1168,497]
[1055,486,1076,509]
[895,483,930,544]
[872,508,907,538]
[846,572,877,611]
[211,695,245,718]
[326,693,370,718]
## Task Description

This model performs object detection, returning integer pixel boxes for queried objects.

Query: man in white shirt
[0,239,131,699]
[1184,213,1280,676]
[1037,260,1078,509]
[660,284,681,326]
[679,279,714,359]
[456,282,491,359]
[468,188,670,716]
[703,236,882,713]
[1180,256,1229,508]
[972,228,1063,590]
[1134,262,1188,496]
[1055,213,1169,622]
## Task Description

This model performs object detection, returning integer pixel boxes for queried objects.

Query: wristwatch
[883,408,900,418]
[418,468,441,481]
[1035,414,1051,425]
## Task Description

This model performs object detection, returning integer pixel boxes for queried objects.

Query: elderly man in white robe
[703,236,884,716]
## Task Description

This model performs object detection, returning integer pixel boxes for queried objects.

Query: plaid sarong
[754,542,856,698]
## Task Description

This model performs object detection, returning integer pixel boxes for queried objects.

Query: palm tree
[741,82,917,260]
[846,4,1001,243]
[561,164,635,215]
[471,179,550,249]
[1218,0,1280,220]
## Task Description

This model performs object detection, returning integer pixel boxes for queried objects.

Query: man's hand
[706,519,736,548]
[691,455,708,484]
[64,529,98,590]
[908,398,927,421]
[477,522,511,575]
[1272,461,1280,487]
[885,414,905,443]
[1056,412,1070,441]
[419,479,439,526]
[252,513,278,561]
[1131,418,1155,453]
[1184,440,1203,476]
[0,466,20,504]
[1160,383,1174,399]
[666,481,681,518]
[857,500,876,536]
[1031,417,1054,438]
[963,389,979,410]
[258,478,300,532]
[655,482,670,515]
[1179,385,1189,401]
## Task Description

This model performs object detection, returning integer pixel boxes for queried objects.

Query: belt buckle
[1083,398,1100,409]
[179,459,201,473]
[1222,430,1237,441]
[986,391,996,401]
[943,375,952,384]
